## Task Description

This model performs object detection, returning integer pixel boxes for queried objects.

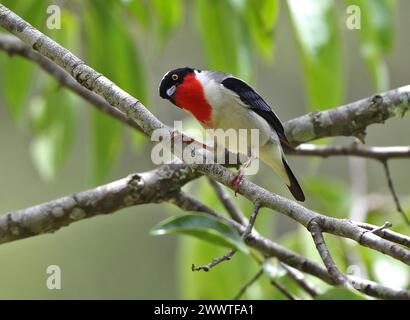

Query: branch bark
[293,144,410,160]
[1,30,409,147]
[0,163,409,299]
[0,33,144,133]
[285,89,410,146]
[194,164,410,265]
[0,164,196,244]
[0,5,164,137]
[308,219,350,286]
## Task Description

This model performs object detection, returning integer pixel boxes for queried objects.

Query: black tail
[282,157,305,202]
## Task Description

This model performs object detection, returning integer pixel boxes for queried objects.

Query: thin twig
[370,221,393,234]
[192,249,237,272]
[191,203,260,272]
[269,278,300,300]
[233,269,264,300]
[308,218,350,287]
[355,222,410,248]
[242,203,261,241]
[208,178,247,225]
[280,263,320,298]
[382,160,410,225]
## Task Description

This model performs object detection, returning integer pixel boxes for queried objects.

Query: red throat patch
[174,74,212,124]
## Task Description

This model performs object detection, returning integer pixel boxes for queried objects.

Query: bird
[159,67,305,201]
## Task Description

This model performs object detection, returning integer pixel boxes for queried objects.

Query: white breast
[195,70,275,149]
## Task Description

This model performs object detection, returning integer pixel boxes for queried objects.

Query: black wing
[221,77,292,149]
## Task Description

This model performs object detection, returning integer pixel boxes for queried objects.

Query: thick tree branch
[0,164,196,244]
[0,164,408,299]
[285,89,410,146]
[0,5,164,137]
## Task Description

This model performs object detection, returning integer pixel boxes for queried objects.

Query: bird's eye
[172,74,178,81]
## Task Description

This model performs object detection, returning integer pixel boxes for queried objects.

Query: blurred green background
[0,0,409,299]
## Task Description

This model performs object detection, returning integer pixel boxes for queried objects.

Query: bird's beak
[166,85,176,97]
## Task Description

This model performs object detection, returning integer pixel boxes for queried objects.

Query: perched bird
[159,67,305,201]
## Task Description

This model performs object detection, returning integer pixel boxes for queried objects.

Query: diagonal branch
[0,4,164,137]
[0,29,409,148]
[269,277,300,300]
[191,249,237,272]
[308,218,350,287]
[0,163,407,299]
[0,33,144,134]
[279,263,320,298]
[195,164,410,265]
[173,192,410,299]
[233,269,264,300]
[208,178,247,225]
[381,160,410,225]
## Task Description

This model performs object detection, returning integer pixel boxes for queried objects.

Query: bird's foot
[230,156,255,196]
[231,168,245,196]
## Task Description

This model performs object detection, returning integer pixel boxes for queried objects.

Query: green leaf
[287,0,343,109]
[347,0,395,91]
[152,0,183,41]
[195,0,253,80]
[303,176,351,218]
[91,111,122,183]
[28,8,81,180]
[245,0,279,60]
[84,1,147,182]
[3,57,34,121]
[176,180,276,299]
[315,287,367,300]
[1,0,48,120]
[372,254,409,289]
[1,0,48,30]
[151,214,249,254]
[29,88,76,180]
[126,0,150,29]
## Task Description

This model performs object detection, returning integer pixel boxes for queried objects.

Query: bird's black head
[159,67,195,102]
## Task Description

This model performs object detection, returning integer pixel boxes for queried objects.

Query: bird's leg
[231,156,254,196]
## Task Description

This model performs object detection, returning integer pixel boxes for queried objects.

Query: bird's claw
[231,169,245,196]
